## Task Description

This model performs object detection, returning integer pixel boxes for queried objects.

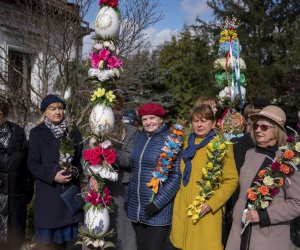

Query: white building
[0,0,90,126]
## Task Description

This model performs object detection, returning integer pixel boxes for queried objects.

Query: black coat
[0,121,33,245]
[28,123,83,228]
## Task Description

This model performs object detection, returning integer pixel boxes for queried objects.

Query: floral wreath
[147,120,185,202]
[246,128,300,210]
[187,133,229,224]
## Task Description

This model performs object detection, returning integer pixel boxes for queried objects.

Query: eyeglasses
[253,123,275,132]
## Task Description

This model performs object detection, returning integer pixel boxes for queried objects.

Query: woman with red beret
[126,102,182,250]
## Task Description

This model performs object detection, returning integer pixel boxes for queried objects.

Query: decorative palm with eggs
[215,17,247,139]
[77,1,122,249]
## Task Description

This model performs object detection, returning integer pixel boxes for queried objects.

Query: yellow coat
[170,137,238,250]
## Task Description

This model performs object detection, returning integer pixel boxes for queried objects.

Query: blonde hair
[250,118,287,147]
[36,113,46,125]
[194,96,216,109]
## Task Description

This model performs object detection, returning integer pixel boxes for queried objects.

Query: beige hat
[250,105,286,132]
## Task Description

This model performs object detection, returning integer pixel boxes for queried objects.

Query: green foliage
[117,50,174,120]
[158,29,215,119]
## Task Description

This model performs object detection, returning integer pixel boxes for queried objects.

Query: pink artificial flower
[89,49,111,68]
[98,48,111,60]
[90,51,101,68]
[107,55,122,69]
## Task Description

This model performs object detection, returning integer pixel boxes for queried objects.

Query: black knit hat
[40,94,66,112]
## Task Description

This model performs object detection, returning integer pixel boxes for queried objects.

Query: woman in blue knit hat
[28,94,83,249]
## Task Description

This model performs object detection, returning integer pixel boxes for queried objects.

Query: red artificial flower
[99,0,118,8]
[93,146,103,156]
[89,156,102,166]
[83,149,92,161]
[103,148,117,164]
[108,0,118,8]
[99,0,108,7]
[86,190,101,206]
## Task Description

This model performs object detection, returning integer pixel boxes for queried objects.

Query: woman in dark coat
[28,94,83,249]
[0,101,33,249]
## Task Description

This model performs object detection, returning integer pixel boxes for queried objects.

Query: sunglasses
[253,123,275,132]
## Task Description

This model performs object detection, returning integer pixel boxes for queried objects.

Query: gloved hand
[144,202,159,218]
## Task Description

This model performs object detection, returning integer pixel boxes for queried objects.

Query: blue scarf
[182,130,216,186]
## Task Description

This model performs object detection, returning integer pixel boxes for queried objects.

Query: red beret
[138,102,165,117]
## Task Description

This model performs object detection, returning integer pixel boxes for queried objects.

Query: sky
[82,0,213,57]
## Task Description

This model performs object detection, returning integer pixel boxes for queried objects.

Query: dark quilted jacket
[127,124,181,225]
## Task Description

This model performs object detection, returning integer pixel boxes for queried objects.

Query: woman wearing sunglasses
[226,105,300,250]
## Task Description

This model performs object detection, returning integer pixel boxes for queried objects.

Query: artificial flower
[263,176,274,187]
[187,134,229,224]
[107,55,122,69]
[246,130,300,211]
[147,121,185,202]
[105,90,116,103]
[283,150,295,159]
[99,0,118,8]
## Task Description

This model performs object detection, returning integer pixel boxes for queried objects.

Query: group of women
[4,93,300,250]
[126,98,300,250]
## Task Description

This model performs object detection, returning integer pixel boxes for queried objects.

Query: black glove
[144,202,159,218]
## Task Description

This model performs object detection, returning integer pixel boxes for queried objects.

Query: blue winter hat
[40,94,66,112]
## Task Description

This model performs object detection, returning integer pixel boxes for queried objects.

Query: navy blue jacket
[28,123,83,228]
[127,124,181,226]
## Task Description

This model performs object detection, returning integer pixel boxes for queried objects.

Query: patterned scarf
[0,122,12,148]
[44,117,67,139]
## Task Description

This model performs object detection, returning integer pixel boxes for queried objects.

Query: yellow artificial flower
[295,142,300,152]
[220,30,229,36]
[95,88,106,97]
[207,151,214,159]
[206,181,211,188]
[207,142,213,151]
[207,161,213,170]
[219,143,226,150]
[192,214,200,224]
[202,167,208,177]
[105,90,116,103]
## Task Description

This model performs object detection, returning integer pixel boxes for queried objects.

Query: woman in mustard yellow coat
[170,104,238,250]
